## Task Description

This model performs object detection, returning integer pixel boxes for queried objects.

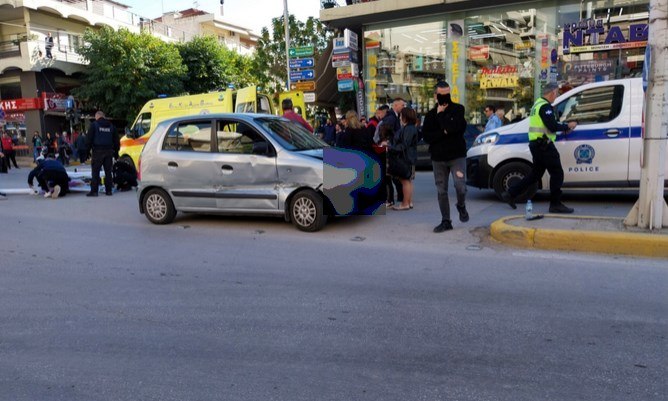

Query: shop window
[364,21,447,117]
[555,85,624,125]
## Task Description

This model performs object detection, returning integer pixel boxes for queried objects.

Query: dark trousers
[37,170,70,196]
[509,140,564,205]
[432,157,467,222]
[91,148,114,194]
[4,150,18,168]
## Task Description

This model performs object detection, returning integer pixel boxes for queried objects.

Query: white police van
[466,77,668,201]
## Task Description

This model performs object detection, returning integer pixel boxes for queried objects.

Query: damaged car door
[212,118,279,210]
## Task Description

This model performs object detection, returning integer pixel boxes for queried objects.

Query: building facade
[158,8,259,56]
[0,0,257,148]
[320,0,648,125]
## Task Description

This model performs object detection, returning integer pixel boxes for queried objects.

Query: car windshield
[255,117,326,151]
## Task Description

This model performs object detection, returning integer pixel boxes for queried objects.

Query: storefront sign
[448,20,465,104]
[514,41,533,51]
[480,66,517,75]
[356,78,365,117]
[480,75,519,89]
[42,92,69,111]
[469,45,489,61]
[563,60,614,76]
[337,79,354,92]
[336,63,358,80]
[540,35,549,69]
[563,18,648,54]
[0,97,42,111]
[333,29,358,54]
[2,112,25,123]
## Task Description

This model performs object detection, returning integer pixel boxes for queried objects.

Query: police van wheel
[289,190,326,232]
[493,162,537,203]
[143,188,176,225]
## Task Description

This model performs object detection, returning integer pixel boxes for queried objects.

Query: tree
[75,27,186,124]
[253,15,333,94]
[178,35,256,93]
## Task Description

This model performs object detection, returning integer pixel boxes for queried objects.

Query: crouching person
[28,155,70,199]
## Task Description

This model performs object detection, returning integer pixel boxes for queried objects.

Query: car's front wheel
[492,161,538,203]
[143,188,176,224]
[289,190,327,232]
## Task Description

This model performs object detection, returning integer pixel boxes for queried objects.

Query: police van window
[215,120,267,154]
[556,85,624,125]
[162,120,212,152]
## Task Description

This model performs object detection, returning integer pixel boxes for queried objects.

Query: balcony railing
[46,0,196,43]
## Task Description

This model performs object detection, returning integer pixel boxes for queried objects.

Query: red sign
[480,66,518,75]
[0,98,42,111]
[469,45,489,61]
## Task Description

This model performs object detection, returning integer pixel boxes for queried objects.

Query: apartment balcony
[0,38,86,75]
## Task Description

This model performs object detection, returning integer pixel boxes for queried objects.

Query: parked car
[137,113,330,232]
[415,124,481,169]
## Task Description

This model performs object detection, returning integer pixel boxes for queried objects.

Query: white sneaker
[44,192,52,198]
[51,185,61,199]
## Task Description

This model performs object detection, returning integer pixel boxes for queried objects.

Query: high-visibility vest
[528,97,556,142]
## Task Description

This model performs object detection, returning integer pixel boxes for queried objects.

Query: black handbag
[388,149,412,179]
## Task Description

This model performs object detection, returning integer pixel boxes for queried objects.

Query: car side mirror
[252,141,269,155]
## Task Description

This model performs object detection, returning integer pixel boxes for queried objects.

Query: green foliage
[178,35,256,93]
[74,27,186,124]
[253,15,333,94]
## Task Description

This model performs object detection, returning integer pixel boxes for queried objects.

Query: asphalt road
[0,168,666,401]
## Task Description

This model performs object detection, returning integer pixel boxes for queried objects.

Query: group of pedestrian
[1,110,124,201]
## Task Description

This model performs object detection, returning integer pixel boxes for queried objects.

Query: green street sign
[289,46,314,58]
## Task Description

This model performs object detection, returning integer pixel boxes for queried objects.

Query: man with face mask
[422,81,469,233]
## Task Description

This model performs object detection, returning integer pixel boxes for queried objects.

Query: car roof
[158,113,285,126]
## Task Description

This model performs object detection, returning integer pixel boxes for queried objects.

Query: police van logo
[574,144,595,164]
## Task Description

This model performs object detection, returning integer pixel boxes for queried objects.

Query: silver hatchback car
[137,114,329,231]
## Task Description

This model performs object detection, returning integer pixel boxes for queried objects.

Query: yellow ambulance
[119,87,306,169]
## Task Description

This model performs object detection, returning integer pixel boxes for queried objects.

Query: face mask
[437,93,452,105]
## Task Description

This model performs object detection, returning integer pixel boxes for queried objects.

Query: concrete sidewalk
[491,214,668,258]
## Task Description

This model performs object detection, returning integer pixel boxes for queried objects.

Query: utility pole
[625,0,668,229]
[284,0,291,92]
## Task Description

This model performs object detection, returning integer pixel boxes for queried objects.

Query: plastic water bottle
[525,200,533,220]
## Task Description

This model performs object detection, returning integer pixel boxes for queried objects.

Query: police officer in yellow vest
[502,83,578,213]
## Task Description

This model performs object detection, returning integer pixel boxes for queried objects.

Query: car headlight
[473,132,499,147]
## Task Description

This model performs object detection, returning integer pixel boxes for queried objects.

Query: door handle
[606,129,620,138]
[168,161,178,167]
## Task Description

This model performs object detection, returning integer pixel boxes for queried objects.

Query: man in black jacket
[86,111,119,197]
[422,81,469,233]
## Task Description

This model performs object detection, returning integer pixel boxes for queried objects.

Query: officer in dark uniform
[86,110,119,197]
[502,82,578,213]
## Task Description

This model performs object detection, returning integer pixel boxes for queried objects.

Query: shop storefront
[360,0,648,127]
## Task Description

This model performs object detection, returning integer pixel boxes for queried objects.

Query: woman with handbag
[389,107,418,210]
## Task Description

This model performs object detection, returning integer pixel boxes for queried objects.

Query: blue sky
[121,0,323,35]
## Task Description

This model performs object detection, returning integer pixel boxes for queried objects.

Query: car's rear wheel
[492,162,538,203]
[290,190,326,232]
[143,188,176,224]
